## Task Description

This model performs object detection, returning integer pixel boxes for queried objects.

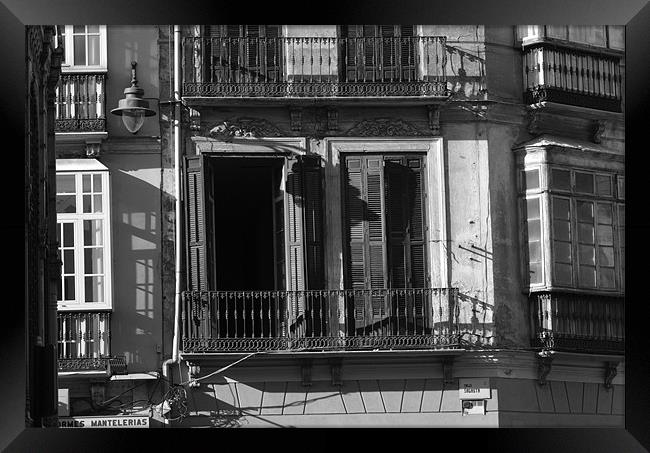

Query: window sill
[57,305,112,312]
[526,286,624,298]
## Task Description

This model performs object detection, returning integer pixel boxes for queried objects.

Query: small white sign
[461,399,486,416]
[58,416,150,428]
[458,378,491,400]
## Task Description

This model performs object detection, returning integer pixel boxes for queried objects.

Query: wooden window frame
[56,25,108,73]
[56,159,113,311]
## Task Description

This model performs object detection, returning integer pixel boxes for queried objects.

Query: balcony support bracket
[290,107,302,132]
[329,358,342,386]
[593,119,607,144]
[442,357,454,386]
[537,350,554,386]
[427,105,440,135]
[604,361,619,389]
[300,359,312,387]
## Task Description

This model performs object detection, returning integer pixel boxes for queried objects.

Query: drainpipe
[162,24,182,384]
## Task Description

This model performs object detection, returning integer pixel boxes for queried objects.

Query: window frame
[55,25,108,73]
[56,159,113,311]
[520,162,624,295]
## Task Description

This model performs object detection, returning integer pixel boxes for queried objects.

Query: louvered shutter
[399,26,417,81]
[384,155,428,331]
[185,154,215,291]
[344,155,388,332]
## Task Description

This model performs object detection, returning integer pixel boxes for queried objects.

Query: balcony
[57,311,126,374]
[181,288,459,353]
[182,36,449,99]
[523,42,623,112]
[55,73,106,133]
[530,292,624,354]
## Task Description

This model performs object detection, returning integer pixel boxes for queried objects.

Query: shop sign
[58,416,149,428]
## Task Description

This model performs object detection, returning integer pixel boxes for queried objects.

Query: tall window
[56,160,112,309]
[522,165,624,293]
[55,25,107,71]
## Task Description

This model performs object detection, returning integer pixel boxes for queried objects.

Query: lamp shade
[110,61,156,134]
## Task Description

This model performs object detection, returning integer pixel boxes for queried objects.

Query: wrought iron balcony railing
[182,36,449,98]
[57,311,127,373]
[531,292,624,354]
[181,288,459,352]
[55,73,106,133]
[523,42,623,112]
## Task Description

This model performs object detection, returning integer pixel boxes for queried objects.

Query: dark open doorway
[210,157,284,291]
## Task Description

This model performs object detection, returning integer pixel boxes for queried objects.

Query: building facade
[51,25,625,427]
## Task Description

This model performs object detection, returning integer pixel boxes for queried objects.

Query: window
[55,25,107,71]
[341,25,418,82]
[56,159,112,310]
[522,165,624,293]
[516,25,624,51]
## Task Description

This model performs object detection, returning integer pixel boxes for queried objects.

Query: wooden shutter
[384,155,427,329]
[344,155,388,330]
[285,156,325,335]
[184,154,215,291]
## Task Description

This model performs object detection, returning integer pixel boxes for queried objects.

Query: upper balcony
[181,35,449,102]
[522,40,623,113]
[55,73,107,133]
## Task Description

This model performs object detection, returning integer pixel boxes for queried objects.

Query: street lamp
[110,61,156,133]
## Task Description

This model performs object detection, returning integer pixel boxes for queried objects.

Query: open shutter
[399,26,417,80]
[285,156,306,336]
[185,154,214,291]
[384,155,428,332]
[344,155,388,332]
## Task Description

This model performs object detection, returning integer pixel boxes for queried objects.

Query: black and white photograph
[4,0,650,449]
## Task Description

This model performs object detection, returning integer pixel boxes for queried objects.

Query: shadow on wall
[108,163,162,372]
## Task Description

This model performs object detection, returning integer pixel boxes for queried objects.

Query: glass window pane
[577,201,594,222]
[85,276,104,303]
[83,220,103,246]
[597,203,613,224]
[598,246,615,267]
[554,241,572,263]
[553,220,570,241]
[552,197,570,220]
[528,241,541,261]
[526,198,540,220]
[578,224,595,244]
[74,35,86,65]
[525,169,539,190]
[84,248,104,274]
[64,276,75,300]
[83,174,92,192]
[596,175,612,196]
[93,174,102,192]
[63,250,75,273]
[63,223,74,247]
[57,175,75,193]
[528,219,541,241]
[617,176,625,199]
[575,172,594,193]
[57,195,76,214]
[87,25,99,33]
[551,169,571,191]
[546,25,567,39]
[88,35,100,65]
[600,267,616,289]
[93,194,103,213]
[83,194,92,213]
[597,225,614,245]
[73,25,85,33]
[529,262,543,284]
[579,266,596,287]
[618,205,625,227]
[579,245,595,265]
[554,263,573,285]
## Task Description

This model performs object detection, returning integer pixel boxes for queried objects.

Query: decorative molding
[289,107,302,131]
[326,107,338,131]
[346,118,428,137]
[593,119,607,144]
[427,105,440,135]
[207,117,283,140]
